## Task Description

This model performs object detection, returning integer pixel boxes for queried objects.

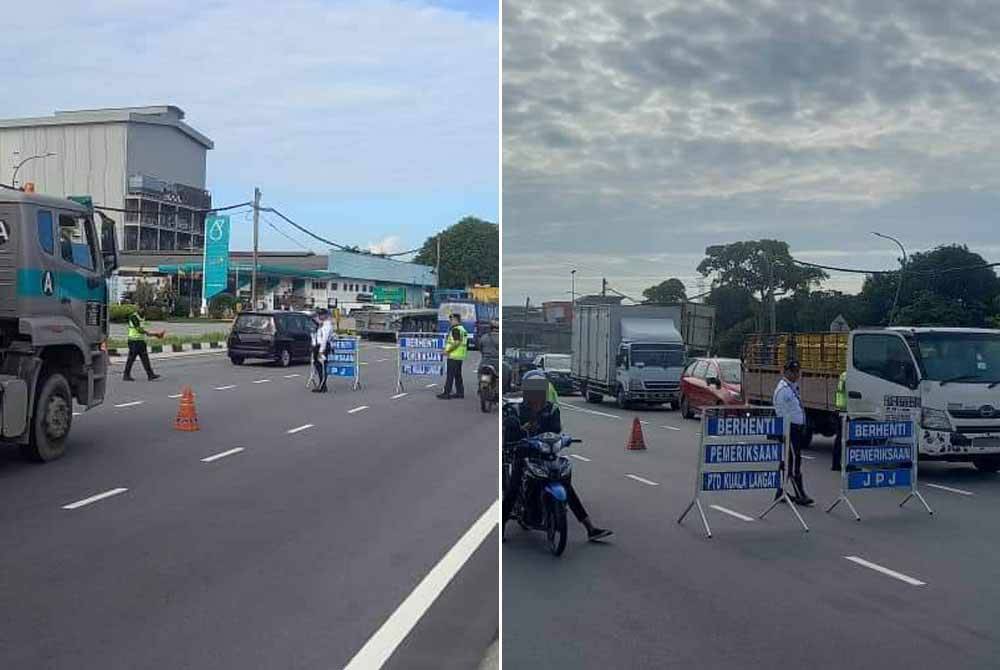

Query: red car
[679,357,744,419]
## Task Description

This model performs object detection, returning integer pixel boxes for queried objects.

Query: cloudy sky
[503,0,1000,303]
[2,0,497,253]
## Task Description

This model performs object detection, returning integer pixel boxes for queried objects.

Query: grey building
[0,105,213,252]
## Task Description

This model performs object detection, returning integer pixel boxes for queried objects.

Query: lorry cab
[613,318,685,409]
[847,327,1000,470]
[0,186,118,461]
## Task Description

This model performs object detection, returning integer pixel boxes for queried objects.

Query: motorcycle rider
[311,309,335,393]
[478,320,500,373]
[503,377,613,542]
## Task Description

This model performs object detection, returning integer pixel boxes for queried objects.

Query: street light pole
[251,187,261,309]
[873,232,908,326]
[571,269,576,306]
[11,152,56,187]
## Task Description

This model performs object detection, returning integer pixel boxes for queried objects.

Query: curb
[108,341,226,357]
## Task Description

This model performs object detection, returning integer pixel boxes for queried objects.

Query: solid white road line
[924,483,975,496]
[348,406,369,414]
[425,383,437,388]
[253,379,271,384]
[625,474,660,487]
[379,345,397,350]
[343,501,498,670]
[168,393,183,399]
[62,488,128,510]
[283,373,300,378]
[114,401,143,408]
[661,425,682,431]
[287,424,314,434]
[844,556,926,586]
[214,384,236,391]
[570,454,591,462]
[801,454,817,460]
[201,447,245,463]
[391,393,409,399]
[376,358,388,363]
[710,504,755,522]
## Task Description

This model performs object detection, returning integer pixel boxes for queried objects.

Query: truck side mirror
[99,214,119,276]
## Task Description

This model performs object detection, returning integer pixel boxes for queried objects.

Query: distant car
[533,353,576,395]
[679,357,743,419]
[227,311,317,367]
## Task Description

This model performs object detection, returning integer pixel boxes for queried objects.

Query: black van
[227,311,316,367]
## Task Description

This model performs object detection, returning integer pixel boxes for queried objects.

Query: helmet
[522,369,546,381]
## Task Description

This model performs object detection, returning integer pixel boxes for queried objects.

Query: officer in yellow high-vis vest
[832,371,847,470]
[438,313,468,399]
[123,307,163,382]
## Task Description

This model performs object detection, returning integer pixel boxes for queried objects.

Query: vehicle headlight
[921,408,952,432]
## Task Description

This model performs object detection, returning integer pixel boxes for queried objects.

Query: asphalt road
[503,395,1000,669]
[0,346,497,670]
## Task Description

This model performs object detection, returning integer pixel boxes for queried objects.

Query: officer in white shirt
[773,359,814,506]
[311,309,335,393]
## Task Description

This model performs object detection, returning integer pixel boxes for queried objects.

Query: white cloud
[368,235,404,254]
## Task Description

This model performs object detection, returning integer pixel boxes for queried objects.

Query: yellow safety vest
[447,325,468,361]
[835,372,847,411]
[127,313,146,342]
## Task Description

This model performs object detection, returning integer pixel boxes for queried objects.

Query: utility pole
[524,296,530,347]
[436,235,442,280]
[251,187,261,309]
[768,259,776,333]
[571,269,576,307]
[602,277,607,297]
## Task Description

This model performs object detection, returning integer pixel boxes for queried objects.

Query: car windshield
[632,346,684,368]
[234,315,274,334]
[912,332,1000,382]
[438,303,476,322]
[546,355,571,370]
[718,360,742,384]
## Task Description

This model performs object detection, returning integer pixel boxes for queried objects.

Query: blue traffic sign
[401,350,444,362]
[704,443,782,464]
[847,468,912,490]
[400,336,445,349]
[707,416,783,438]
[332,339,357,351]
[849,421,913,442]
[326,364,357,377]
[702,470,781,492]
[402,363,443,376]
[847,445,913,467]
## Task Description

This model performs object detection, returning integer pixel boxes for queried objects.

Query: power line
[261,212,312,252]
[261,206,351,251]
[794,258,1000,277]
[93,201,252,215]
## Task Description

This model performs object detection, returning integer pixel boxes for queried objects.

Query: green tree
[776,290,868,332]
[414,216,498,289]
[642,278,687,304]
[697,240,827,330]
[860,244,1000,327]
[705,285,758,357]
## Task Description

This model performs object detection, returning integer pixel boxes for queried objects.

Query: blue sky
[2,0,498,254]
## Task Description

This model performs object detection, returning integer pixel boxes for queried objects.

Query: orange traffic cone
[174,386,199,432]
[626,417,646,451]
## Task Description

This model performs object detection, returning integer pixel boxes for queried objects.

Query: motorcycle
[504,431,580,557]
[478,363,499,413]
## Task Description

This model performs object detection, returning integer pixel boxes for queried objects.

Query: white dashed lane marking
[661,425,682,431]
[168,393,183,399]
[625,474,659,487]
[201,447,245,463]
[348,406,369,414]
[924,483,975,496]
[844,556,926,586]
[284,374,300,379]
[710,505,755,522]
[425,383,437,388]
[570,454,591,462]
[391,393,409,399]
[287,424,314,434]
[62,488,128,510]
[114,401,143,408]
[253,379,271,384]
[214,385,236,391]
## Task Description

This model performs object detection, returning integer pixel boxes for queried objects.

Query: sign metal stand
[679,406,808,538]
[395,331,446,393]
[826,416,932,521]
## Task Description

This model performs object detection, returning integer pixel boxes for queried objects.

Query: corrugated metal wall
[0,123,127,210]
[127,124,207,188]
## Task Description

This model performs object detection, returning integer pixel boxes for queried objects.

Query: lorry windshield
[912,332,1000,382]
[631,346,684,368]
[546,354,571,371]
[438,303,476,322]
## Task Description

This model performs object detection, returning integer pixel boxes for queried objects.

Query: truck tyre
[21,372,72,463]
[616,387,631,410]
[583,385,602,404]
[669,399,680,411]
[973,456,1000,473]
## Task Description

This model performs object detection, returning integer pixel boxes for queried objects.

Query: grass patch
[107,332,229,350]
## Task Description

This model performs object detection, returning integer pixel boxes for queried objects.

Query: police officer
[832,370,847,471]
[438,313,468,399]
[311,309,335,393]
[773,359,814,506]
[123,307,162,382]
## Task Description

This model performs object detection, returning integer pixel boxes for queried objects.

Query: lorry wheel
[669,400,680,411]
[973,456,1000,473]
[21,372,72,463]
[583,385,602,404]
[616,387,631,410]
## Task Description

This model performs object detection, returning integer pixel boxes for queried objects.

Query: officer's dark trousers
[312,346,328,390]
[124,340,154,379]
[444,358,464,397]
[832,418,843,470]
[788,423,809,497]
